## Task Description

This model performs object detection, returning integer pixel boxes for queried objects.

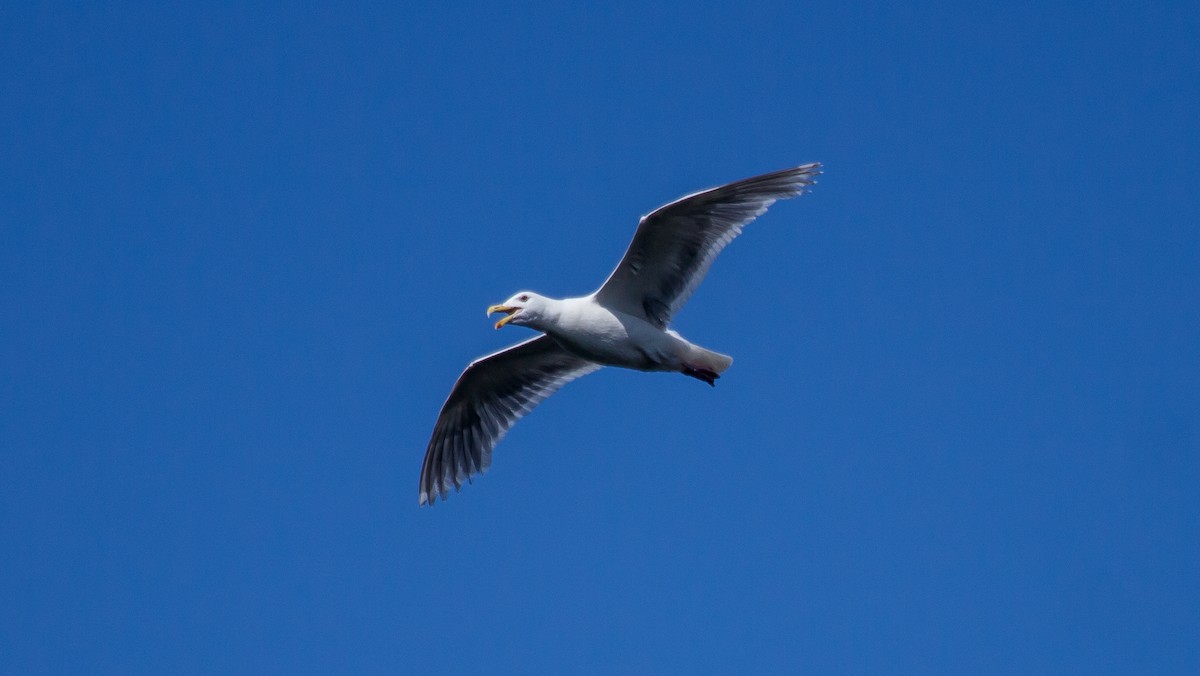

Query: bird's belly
[549,313,681,371]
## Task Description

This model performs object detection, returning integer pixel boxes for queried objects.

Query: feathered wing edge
[419,335,602,506]
[594,163,822,327]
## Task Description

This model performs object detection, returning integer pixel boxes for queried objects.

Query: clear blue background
[3,2,1197,673]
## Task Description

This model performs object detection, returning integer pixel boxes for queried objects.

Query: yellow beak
[486,304,519,329]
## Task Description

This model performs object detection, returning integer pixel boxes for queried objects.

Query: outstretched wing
[419,335,602,506]
[594,164,821,327]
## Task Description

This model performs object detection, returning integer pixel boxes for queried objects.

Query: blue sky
[2,2,1197,673]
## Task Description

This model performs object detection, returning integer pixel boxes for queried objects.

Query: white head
[486,291,553,330]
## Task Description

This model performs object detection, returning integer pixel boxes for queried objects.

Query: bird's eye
[518,294,530,302]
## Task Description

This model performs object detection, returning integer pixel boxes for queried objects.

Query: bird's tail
[665,329,734,375]
[688,344,733,374]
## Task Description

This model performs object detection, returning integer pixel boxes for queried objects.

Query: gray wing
[419,335,602,506]
[594,164,821,327]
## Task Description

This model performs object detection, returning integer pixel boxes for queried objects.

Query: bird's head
[487,291,547,330]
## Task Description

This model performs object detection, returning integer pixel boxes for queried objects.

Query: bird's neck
[527,298,566,334]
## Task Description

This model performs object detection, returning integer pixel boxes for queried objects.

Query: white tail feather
[690,345,733,374]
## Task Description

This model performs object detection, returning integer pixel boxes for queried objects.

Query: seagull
[419,163,822,505]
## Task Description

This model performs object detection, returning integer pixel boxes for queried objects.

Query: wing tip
[419,463,492,507]
[418,482,451,507]
[779,162,822,196]
[733,162,823,198]
[787,161,823,184]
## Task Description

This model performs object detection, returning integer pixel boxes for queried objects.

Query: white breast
[547,297,687,371]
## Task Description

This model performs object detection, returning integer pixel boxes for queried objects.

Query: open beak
[486,304,519,329]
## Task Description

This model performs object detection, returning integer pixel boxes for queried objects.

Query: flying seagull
[419,163,822,505]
